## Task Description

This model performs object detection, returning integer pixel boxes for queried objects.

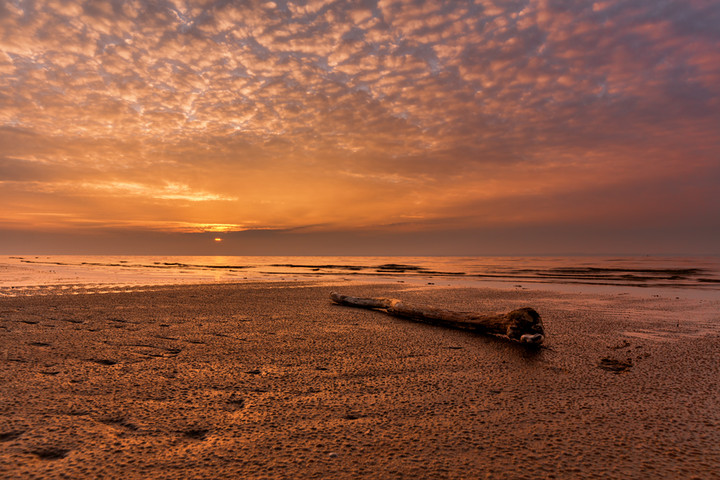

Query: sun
[214,237,223,243]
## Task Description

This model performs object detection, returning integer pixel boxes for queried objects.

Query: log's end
[519,333,545,345]
[505,307,545,345]
[329,292,347,304]
[330,292,396,310]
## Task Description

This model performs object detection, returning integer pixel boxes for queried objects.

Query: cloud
[0,0,718,249]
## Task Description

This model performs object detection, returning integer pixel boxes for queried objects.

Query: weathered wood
[330,292,545,345]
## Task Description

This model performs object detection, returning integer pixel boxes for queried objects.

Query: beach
[1,281,719,479]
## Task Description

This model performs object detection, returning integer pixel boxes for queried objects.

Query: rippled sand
[1,283,719,479]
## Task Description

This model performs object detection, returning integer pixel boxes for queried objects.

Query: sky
[1,0,719,255]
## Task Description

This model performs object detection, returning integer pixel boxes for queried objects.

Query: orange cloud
[0,0,718,244]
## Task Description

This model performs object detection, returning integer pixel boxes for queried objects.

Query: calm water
[1,255,719,298]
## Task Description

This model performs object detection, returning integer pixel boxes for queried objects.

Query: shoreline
[1,282,719,478]
[3,275,720,303]
[3,254,719,300]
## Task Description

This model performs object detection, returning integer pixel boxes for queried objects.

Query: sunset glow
[1,0,718,254]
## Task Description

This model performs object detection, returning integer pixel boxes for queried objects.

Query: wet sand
[1,282,719,479]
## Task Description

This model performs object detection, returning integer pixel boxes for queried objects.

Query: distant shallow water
[1,255,719,299]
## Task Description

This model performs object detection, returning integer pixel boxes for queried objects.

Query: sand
[1,282,719,479]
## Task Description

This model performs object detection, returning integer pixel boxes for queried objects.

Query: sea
[1,255,719,300]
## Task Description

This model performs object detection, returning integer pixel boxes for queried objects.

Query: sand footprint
[89,358,118,366]
[181,428,209,440]
[227,395,246,409]
[28,447,70,460]
[130,345,182,358]
[0,430,24,442]
[99,416,139,432]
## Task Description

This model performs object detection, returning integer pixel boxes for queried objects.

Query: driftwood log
[330,292,545,345]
